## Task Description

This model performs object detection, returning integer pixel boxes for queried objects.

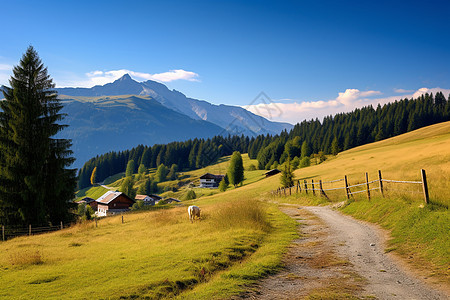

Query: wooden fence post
[29,224,31,236]
[378,170,384,197]
[284,188,286,197]
[421,169,429,204]
[365,172,371,200]
[319,180,323,198]
[2,225,4,241]
[296,181,299,193]
[60,221,63,230]
[122,215,124,224]
[344,175,350,199]
[311,179,315,196]
[298,180,302,193]
[289,186,291,196]
[304,180,308,194]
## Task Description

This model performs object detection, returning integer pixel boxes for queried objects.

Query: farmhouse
[199,173,225,188]
[135,194,154,205]
[96,191,135,217]
[264,169,281,177]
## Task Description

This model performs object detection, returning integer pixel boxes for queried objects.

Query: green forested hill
[78,92,450,189]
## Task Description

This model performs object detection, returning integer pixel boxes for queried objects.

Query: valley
[1,122,449,299]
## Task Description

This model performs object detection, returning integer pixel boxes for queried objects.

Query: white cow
[188,205,201,223]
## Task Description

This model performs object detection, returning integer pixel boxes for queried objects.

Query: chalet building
[78,197,98,210]
[199,173,225,188]
[148,194,163,204]
[264,169,281,177]
[96,191,135,217]
[135,194,156,205]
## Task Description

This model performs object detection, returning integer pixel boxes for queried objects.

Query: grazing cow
[188,205,201,223]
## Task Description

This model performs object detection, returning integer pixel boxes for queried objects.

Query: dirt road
[243,205,448,299]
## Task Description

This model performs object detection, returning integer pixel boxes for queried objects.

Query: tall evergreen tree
[227,151,244,187]
[0,46,76,226]
[125,160,135,177]
[280,156,294,188]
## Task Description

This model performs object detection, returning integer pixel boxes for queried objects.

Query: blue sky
[1,0,449,124]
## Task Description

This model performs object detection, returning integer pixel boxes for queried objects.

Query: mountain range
[2,75,293,169]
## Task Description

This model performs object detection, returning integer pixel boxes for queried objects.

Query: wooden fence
[1,221,70,242]
[272,169,430,204]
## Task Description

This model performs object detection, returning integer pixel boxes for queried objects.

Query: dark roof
[264,169,281,176]
[164,197,181,203]
[200,173,225,180]
[148,194,163,200]
[77,197,95,204]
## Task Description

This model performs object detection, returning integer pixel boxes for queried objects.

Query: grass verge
[340,196,449,281]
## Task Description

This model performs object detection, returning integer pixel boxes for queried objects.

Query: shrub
[299,156,311,168]
[248,164,257,171]
[185,189,197,200]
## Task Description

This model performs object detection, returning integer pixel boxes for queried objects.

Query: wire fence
[1,222,70,242]
[272,169,430,204]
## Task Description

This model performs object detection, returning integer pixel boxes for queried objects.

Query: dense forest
[78,92,450,189]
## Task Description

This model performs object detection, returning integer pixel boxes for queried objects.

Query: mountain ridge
[56,74,293,136]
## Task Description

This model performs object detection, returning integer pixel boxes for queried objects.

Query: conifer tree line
[79,92,450,190]
[0,47,77,226]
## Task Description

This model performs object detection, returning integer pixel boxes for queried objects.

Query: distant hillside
[56,74,293,137]
[59,95,224,168]
[78,91,450,189]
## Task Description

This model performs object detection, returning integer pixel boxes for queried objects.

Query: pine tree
[125,160,135,177]
[301,141,310,158]
[155,164,168,182]
[280,157,294,188]
[331,137,340,155]
[0,46,76,226]
[218,176,229,192]
[120,177,136,199]
[138,163,146,175]
[227,151,244,187]
[167,164,178,180]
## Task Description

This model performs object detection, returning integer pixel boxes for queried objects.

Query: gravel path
[242,205,448,300]
[304,206,448,300]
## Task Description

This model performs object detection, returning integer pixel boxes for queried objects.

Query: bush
[185,189,197,200]
[132,200,145,210]
[248,164,257,171]
[299,156,311,168]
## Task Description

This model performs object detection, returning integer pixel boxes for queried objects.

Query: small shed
[77,197,98,210]
[96,191,135,217]
[161,197,181,204]
[264,169,281,178]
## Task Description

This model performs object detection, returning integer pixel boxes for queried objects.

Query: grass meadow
[0,122,449,298]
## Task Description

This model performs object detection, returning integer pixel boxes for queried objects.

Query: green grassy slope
[277,121,450,281]
[1,122,448,299]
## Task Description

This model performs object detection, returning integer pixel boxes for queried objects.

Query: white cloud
[246,87,450,124]
[394,88,414,93]
[58,69,200,88]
